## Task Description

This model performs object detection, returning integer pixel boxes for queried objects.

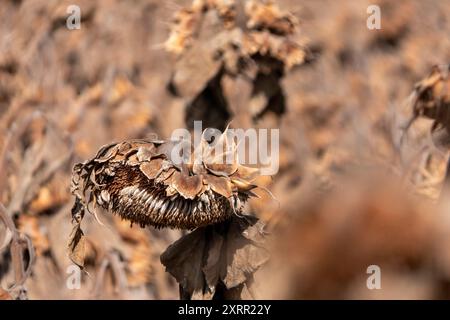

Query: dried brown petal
[172,171,203,200]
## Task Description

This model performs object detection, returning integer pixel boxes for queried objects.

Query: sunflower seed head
[71,131,263,229]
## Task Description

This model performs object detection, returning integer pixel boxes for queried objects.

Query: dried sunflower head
[71,129,261,230]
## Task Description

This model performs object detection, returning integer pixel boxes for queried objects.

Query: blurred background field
[1,0,450,299]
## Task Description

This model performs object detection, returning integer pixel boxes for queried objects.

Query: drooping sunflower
[71,129,261,229]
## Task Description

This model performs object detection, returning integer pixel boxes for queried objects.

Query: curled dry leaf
[160,215,269,300]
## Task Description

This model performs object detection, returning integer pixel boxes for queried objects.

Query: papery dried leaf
[220,218,269,289]
[136,146,155,162]
[67,223,85,269]
[202,230,224,292]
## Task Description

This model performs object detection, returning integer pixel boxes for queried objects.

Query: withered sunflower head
[71,129,262,230]
[404,64,450,149]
